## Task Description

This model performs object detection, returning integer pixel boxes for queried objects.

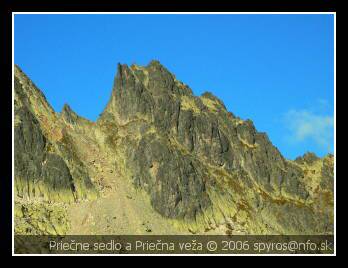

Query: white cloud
[284,109,334,148]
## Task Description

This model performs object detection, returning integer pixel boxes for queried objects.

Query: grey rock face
[127,135,211,219]
[61,104,79,125]
[321,154,334,190]
[14,61,334,235]
[98,61,334,234]
[295,152,320,165]
[14,67,95,203]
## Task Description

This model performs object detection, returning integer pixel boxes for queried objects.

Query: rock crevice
[14,61,334,235]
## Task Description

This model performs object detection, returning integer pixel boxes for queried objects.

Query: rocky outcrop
[295,152,320,165]
[14,65,97,204]
[14,61,334,235]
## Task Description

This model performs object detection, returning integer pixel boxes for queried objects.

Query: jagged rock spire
[14,63,334,236]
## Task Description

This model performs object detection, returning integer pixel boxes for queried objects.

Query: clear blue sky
[14,14,334,159]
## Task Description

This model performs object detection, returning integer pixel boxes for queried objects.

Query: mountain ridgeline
[14,61,334,235]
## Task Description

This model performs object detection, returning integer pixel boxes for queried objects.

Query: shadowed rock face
[14,61,334,235]
[14,67,96,203]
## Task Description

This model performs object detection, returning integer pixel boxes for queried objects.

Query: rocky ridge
[14,61,334,235]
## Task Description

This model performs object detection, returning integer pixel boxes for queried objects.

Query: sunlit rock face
[14,62,334,235]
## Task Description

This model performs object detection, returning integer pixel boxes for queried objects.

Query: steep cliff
[14,61,334,235]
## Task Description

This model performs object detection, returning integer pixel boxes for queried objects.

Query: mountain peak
[14,64,334,236]
[103,60,194,121]
[295,151,320,165]
[147,59,163,68]
[61,103,77,121]
[62,103,73,112]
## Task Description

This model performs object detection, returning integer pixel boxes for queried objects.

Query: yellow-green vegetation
[130,64,150,88]
[15,201,70,235]
[290,155,332,198]
[169,162,256,234]
[14,114,22,127]
[233,118,245,126]
[200,96,219,112]
[14,62,334,237]
[289,155,334,224]
[180,95,201,114]
[168,136,191,155]
[14,177,76,203]
[238,134,259,149]
[15,66,59,133]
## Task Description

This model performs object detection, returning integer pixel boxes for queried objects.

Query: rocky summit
[14,61,334,235]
